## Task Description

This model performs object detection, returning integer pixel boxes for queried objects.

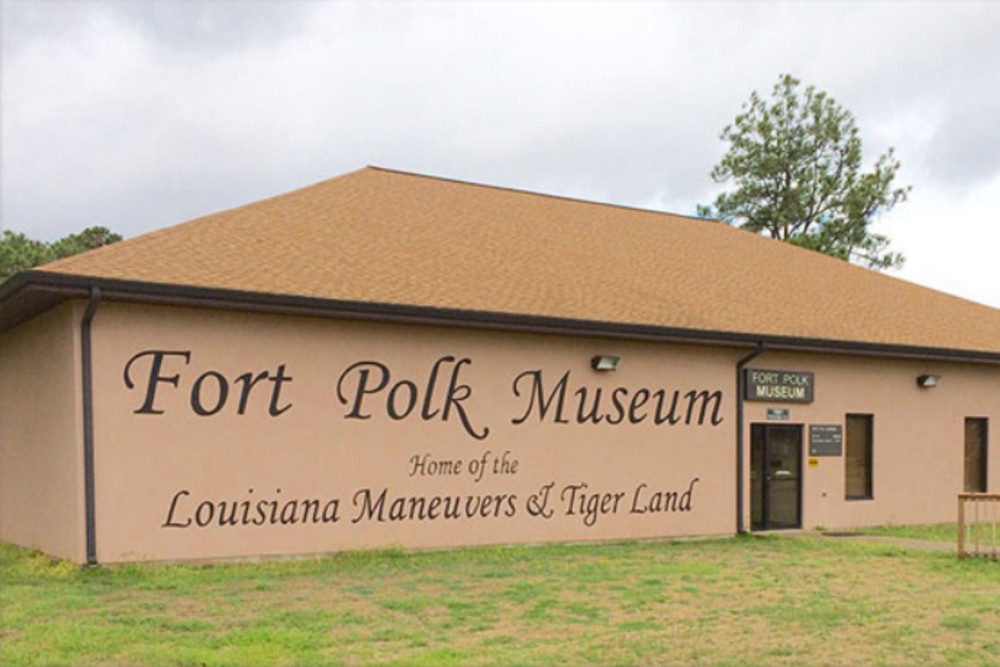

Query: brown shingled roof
[29,166,1000,356]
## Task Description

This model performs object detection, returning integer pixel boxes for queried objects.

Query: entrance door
[751,424,803,530]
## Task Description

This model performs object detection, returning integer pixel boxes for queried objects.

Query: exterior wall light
[916,374,941,388]
[591,355,620,371]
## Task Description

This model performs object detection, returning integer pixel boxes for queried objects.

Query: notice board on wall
[809,424,843,456]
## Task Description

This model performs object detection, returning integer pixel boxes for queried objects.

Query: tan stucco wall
[5,297,997,564]
[741,351,1000,530]
[0,301,84,561]
[90,302,739,563]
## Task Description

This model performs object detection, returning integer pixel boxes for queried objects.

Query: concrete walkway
[764,529,957,553]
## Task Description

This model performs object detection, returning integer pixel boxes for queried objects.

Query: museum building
[0,166,997,564]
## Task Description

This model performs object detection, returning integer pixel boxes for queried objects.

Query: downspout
[81,287,101,565]
[736,343,765,534]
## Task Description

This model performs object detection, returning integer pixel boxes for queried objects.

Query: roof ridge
[364,165,713,224]
[42,165,717,273]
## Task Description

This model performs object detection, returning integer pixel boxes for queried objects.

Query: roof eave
[4,270,1000,365]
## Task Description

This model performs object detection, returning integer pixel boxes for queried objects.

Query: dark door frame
[750,423,804,531]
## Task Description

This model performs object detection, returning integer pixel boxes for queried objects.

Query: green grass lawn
[2,531,998,666]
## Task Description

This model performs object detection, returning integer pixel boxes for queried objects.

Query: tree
[698,74,910,270]
[0,231,52,283]
[0,226,122,283]
[48,226,123,260]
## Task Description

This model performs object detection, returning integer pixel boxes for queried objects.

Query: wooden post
[958,494,965,559]
[974,498,981,555]
[993,497,998,559]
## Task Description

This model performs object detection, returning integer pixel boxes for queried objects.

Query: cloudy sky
[2,0,998,308]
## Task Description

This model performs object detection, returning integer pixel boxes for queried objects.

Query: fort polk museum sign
[744,368,814,403]
[106,334,731,560]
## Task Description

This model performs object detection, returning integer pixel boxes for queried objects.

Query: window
[964,418,988,493]
[845,414,873,499]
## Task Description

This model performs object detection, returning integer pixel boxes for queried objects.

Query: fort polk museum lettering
[121,348,724,537]
[744,368,814,403]
[124,350,725,431]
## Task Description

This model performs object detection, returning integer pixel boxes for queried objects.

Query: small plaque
[767,407,790,420]
[809,424,843,456]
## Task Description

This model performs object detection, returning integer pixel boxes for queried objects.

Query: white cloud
[887,172,1000,308]
[1,0,999,307]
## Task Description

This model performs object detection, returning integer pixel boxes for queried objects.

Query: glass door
[751,424,803,530]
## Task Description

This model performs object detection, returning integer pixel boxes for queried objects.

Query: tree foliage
[699,74,910,270]
[0,226,122,283]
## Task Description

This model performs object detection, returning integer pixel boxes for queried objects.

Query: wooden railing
[958,493,1000,559]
